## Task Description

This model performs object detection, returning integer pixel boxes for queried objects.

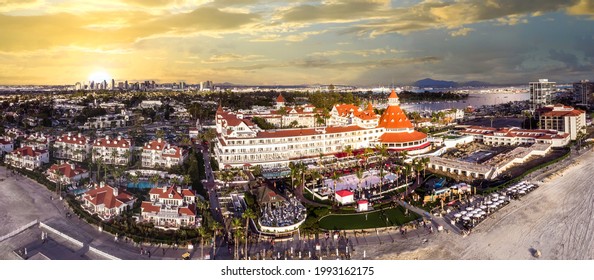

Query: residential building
[47,162,89,186]
[530,79,556,110]
[141,186,197,229]
[5,146,49,170]
[21,132,53,150]
[92,136,133,166]
[461,126,570,147]
[82,182,136,219]
[54,132,92,162]
[0,137,14,156]
[537,104,587,140]
[141,138,188,169]
[573,80,594,106]
[80,110,132,130]
[329,103,379,128]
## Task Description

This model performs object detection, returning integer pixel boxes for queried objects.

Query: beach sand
[372,150,594,260]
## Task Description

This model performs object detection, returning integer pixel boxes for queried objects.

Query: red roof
[141,201,161,213]
[378,104,413,129]
[84,184,134,209]
[149,186,184,199]
[178,203,196,216]
[388,89,398,99]
[379,131,427,143]
[93,137,132,148]
[358,200,368,204]
[336,190,354,197]
[276,94,286,103]
[48,163,87,178]
[11,146,46,157]
[334,104,377,120]
[0,139,12,145]
[56,133,89,145]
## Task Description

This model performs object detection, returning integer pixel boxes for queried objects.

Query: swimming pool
[127,181,167,189]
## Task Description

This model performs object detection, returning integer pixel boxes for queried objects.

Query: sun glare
[88,70,112,82]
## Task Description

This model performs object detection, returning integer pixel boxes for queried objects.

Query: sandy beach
[370,150,594,260]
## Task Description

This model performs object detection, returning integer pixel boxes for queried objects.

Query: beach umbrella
[480,205,487,209]
[463,216,470,221]
[466,207,474,211]
[492,198,498,202]
[498,199,505,204]
[485,201,492,205]
[454,213,462,218]
[461,211,468,215]
[474,214,482,218]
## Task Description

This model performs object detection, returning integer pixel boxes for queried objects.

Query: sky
[0,0,593,86]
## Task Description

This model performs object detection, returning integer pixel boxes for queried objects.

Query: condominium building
[530,79,556,110]
[82,182,136,220]
[141,138,188,169]
[92,136,133,166]
[47,162,89,186]
[140,186,197,229]
[54,132,92,162]
[5,146,49,170]
[21,132,53,151]
[537,104,586,140]
[573,80,594,106]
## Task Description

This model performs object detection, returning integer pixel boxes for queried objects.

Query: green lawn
[318,206,419,230]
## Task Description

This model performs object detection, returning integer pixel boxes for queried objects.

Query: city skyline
[1,0,594,85]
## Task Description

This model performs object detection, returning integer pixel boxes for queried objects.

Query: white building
[461,126,570,147]
[537,104,587,140]
[141,138,188,169]
[573,80,594,106]
[92,136,133,166]
[141,186,197,229]
[0,137,14,156]
[329,103,379,128]
[21,132,53,151]
[335,190,354,205]
[47,162,89,186]
[82,182,136,220]
[5,146,49,170]
[530,79,556,111]
[81,110,132,130]
[54,132,92,162]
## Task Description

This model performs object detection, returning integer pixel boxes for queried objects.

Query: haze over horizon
[1,0,593,86]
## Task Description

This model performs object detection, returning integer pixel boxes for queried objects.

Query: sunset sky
[1,0,593,85]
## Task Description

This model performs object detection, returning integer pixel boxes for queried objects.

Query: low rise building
[140,186,197,229]
[335,190,354,205]
[82,182,136,219]
[5,146,49,170]
[461,126,570,147]
[0,137,14,156]
[54,132,92,162]
[47,162,89,186]
[141,139,188,169]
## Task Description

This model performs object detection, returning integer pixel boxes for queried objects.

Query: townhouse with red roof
[5,146,49,170]
[82,182,136,219]
[47,162,89,186]
[92,136,133,166]
[54,132,92,162]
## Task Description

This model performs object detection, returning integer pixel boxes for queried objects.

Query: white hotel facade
[213,91,430,169]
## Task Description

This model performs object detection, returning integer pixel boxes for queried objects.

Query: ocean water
[400,93,530,112]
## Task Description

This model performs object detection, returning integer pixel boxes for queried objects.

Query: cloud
[0,7,259,52]
[566,0,594,17]
[449,28,475,37]
[281,0,387,23]
[203,53,265,63]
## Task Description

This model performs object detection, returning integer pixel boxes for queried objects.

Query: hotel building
[537,104,586,140]
[460,126,570,147]
[530,79,556,111]
[213,90,430,169]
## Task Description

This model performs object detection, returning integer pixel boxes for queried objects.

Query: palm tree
[330,171,341,206]
[404,163,412,189]
[289,162,298,189]
[197,227,210,260]
[242,208,256,260]
[421,157,430,177]
[231,218,243,260]
[150,174,160,188]
[343,145,353,158]
[414,159,424,185]
[210,221,222,259]
[111,149,118,165]
[123,149,131,167]
[183,174,192,187]
[355,168,364,198]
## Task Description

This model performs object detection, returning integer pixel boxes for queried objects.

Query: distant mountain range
[412,78,494,88]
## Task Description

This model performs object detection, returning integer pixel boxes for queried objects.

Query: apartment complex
[141,138,188,169]
[54,132,92,162]
[461,126,570,147]
[92,136,133,166]
[5,146,50,170]
[82,182,136,219]
[530,79,556,110]
[47,162,89,185]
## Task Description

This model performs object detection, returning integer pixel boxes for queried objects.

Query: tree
[197,227,210,260]
[210,221,222,259]
[183,174,192,187]
[242,208,256,260]
[111,149,118,165]
[150,174,161,188]
[355,168,364,199]
[156,129,166,140]
[330,171,341,206]
[343,145,353,158]
[231,218,243,259]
